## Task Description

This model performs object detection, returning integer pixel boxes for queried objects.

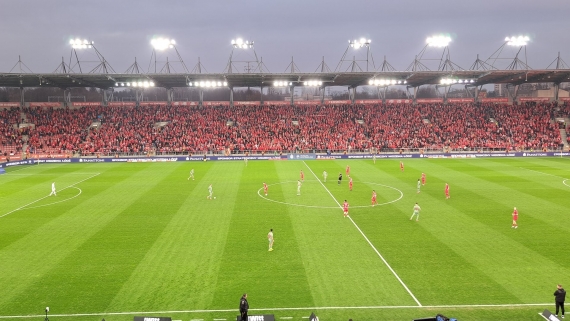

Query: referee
[338,172,343,185]
[239,293,249,321]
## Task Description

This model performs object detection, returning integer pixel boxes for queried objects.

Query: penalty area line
[0,303,554,319]
[0,173,100,219]
[302,161,422,307]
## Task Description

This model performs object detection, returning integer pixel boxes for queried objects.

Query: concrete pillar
[199,89,204,107]
[229,87,234,107]
[166,88,174,106]
[64,88,71,108]
[19,87,25,108]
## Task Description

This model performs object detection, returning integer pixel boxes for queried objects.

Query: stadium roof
[0,69,569,90]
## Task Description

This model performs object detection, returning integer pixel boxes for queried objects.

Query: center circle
[257,180,403,209]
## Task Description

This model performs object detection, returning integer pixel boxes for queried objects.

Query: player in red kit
[511,207,518,229]
[349,177,353,191]
[263,182,268,196]
[343,200,349,217]
[371,190,377,206]
[346,165,350,176]
[445,183,450,199]
[421,173,426,186]
[400,161,404,172]
[300,170,304,182]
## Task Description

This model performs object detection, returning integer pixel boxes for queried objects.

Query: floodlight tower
[405,35,463,102]
[335,38,375,72]
[406,35,461,72]
[68,38,115,73]
[225,38,259,73]
[486,36,530,70]
[148,38,190,73]
[485,36,531,100]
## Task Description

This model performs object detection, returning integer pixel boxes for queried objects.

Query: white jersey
[413,204,421,213]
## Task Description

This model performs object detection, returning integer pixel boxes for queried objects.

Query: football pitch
[0,157,569,321]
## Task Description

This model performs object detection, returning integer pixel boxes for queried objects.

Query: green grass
[0,157,569,321]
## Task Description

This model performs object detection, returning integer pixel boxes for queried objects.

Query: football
[214,197,216,199]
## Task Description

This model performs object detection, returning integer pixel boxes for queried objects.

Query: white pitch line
[302,161,421,307]
[519,167,568,180]
[22,187,82,210]
[0,303,554,319]
[0,172,100,219]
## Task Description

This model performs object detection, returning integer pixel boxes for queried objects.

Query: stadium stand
[0,102,566,159]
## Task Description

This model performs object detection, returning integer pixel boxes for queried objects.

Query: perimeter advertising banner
[203,101,231,107]
[108,102,136,107]
[264,101,290,106]
[480,98,509,103]
[294,101,320,106]
[518,97,550,102]
[71,102,102,107]
[171,101,199,106]
[2,152,569,168]
[355,99,382,104]
[234,101,259,106]
[447,98,474,103]
[139,101,167,106]
[325,100,351,105]
[416,98,443,103]
[29,102,62,107]
[0,102,20,107]
[385,99,412,104]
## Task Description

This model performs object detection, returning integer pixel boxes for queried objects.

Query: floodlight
[223,81,228,86]
[232,38,254,49]
[505,36,529,46]
[126,82,131,86]
[151,37,175,50]
[427,35,452,47]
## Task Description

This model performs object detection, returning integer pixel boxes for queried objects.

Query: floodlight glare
[232,38,254,49]
[151,38,175,50]
[349,38,371,49]
[427,35,452,47]
[505,36,529,46]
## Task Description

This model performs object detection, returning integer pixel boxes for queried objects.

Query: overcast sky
[1,0,568,74]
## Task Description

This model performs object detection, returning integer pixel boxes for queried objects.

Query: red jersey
[263,183,268,191]
[421,173,426,184]
[300,171,304,180]
[371,192,377,200]
[512,209,518,221]
[346,166,350,175]
[343,201,349,212]
[445,184,449,194]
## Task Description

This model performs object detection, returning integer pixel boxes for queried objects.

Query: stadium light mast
[68,38,115,74]
[486,36,531,70]
[225,38,260,73]
[335,38,375,72]
[406,35,461,72]
[148,37,190,73]
[484,36,531,101]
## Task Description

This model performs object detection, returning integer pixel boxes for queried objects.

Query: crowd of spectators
[0,107,24,157]
[0,101,567,157]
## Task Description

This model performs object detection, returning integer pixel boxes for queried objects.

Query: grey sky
[1,0,568,74]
